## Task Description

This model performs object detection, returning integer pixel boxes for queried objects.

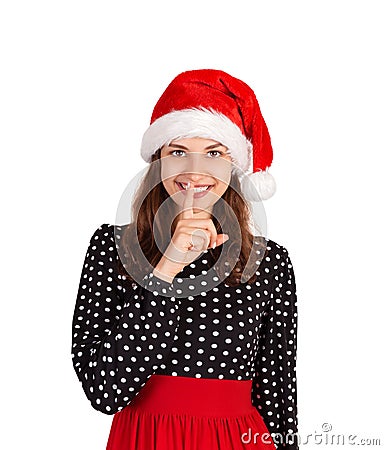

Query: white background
[1,1,383,449]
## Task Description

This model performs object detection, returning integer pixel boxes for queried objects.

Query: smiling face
[160,137,233,219]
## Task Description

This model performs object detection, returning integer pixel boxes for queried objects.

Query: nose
[184,153,209,178]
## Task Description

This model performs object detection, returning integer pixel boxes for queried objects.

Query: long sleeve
[71,223,182,415]
[251,246,299,450]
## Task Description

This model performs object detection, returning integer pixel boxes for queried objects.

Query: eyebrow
[168,143,227,150]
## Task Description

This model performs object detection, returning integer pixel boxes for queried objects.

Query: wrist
[154,256,184,282]
[152,267,175,284]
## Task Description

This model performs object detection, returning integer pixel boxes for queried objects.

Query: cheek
[216,180,230,195]
[215,169,231,188]
[221,167,232,191]
[210,159,232,180]
[160,166,178,190]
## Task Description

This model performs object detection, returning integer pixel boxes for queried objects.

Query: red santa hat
[140,69,276,201]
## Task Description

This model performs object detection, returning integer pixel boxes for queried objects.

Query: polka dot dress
[71,223,298,446]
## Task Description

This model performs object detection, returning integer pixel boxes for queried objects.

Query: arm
[252,246,299,450]
[71,224,181,415]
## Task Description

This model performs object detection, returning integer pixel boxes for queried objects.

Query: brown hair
[116,148,267,287]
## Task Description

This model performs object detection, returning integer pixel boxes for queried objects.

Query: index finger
[181,182,194,220]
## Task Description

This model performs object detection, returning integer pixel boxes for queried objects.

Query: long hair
[116,148,268,287]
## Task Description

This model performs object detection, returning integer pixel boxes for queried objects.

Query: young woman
[71,69,299,450]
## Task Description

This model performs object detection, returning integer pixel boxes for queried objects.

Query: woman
[71,69,299,450]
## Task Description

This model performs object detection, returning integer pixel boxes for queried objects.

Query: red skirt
[106,374,276,450]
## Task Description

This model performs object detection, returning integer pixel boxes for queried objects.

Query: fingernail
[224,234,229,242]
[212,242,216,249]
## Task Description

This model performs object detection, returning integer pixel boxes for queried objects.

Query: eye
[170,150,186,157]
[169,149,229,158]
[207,150,224,157]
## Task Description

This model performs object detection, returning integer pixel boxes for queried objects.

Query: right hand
[158,183,229,275]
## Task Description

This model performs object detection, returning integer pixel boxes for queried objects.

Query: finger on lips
[181,181,216,250]
[181,182,194,221]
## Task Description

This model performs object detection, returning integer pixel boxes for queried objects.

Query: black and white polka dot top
[71,223,298,443]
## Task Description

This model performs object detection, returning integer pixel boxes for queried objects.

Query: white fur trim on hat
[140,107,253,172]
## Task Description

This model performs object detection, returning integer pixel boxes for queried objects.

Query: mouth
[175,181,214,193]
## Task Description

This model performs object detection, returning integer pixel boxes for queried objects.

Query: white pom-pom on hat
[240,170,277,201]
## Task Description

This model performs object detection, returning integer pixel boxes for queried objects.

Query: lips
[176,182,214,191]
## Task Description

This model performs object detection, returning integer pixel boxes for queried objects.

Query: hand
[154,183,229,280]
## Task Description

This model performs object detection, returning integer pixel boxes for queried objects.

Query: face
[160,137,233,219]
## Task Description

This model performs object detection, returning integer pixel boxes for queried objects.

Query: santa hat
[140,69,276,201]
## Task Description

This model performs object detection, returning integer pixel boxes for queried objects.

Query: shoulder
[257,236,295,278]
[88,223,130,247]
[264,237,292,261]
[87,224,135,272]
[85,224,131,279]
[262,237,297,291]
[89,223,113,239]
[84,224,116,257]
